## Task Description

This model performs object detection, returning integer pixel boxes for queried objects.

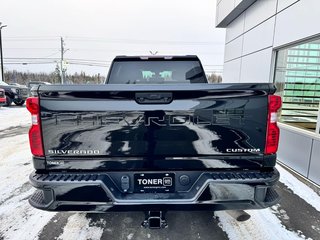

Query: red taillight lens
[26,97,39,115]
[269,94,282,113]
[26,97,44,157]
[265,95,282,154]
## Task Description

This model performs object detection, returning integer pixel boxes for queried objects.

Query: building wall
[216,0,320,185]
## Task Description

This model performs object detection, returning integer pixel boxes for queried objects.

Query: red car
[0,88,6,106]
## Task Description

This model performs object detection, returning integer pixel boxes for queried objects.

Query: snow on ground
[215,165,320,240]
[57,214,105,240]
[277,164,320,212]
[0,133,56,240]
[0,106,30,131]
[216,209,305,240]
[0,185,55,240]
[0,134,32,203]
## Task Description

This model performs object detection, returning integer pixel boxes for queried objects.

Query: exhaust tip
[226,210,251,222]
[236,213,251,222]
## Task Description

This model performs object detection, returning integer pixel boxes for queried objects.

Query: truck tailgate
[38,84,275,170]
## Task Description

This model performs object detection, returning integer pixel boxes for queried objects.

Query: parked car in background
[0,88,6,107]
[0,81,28,106]
[27,81,51,96]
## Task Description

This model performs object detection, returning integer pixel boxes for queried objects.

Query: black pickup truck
[27,56,281,227]
[0,81,28,106]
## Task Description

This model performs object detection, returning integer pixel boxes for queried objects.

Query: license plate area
[134,173,175,193]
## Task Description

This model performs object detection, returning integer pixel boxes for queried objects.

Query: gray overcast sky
[0,0,225,76]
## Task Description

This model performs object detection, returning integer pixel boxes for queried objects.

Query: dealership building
[216,0,320,185]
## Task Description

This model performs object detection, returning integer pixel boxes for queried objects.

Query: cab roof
[113,55,200,61]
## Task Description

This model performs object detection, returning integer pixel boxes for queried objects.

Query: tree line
[3,70,222,85]
[3,70,104,85]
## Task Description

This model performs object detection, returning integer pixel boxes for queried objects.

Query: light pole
[0,22,7,82]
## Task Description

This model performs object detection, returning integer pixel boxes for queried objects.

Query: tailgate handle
[135,92,173,104]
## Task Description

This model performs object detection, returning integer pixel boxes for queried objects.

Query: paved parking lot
[0,107,320,240]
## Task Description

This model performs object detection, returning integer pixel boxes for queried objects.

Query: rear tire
[4,96,12,107]
[14,99,25,106]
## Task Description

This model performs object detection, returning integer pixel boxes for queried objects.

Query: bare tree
[207,73,222,83]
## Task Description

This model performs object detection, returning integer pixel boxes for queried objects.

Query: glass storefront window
[274,38,320,134]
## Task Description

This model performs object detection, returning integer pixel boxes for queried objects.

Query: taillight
[265,95,282,154]
[26,97,44,157]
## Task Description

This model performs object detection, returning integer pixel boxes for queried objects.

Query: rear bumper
[29,168,280,212]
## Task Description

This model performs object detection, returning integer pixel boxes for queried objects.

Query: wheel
[14,99,25,106]
[4,96,12,107]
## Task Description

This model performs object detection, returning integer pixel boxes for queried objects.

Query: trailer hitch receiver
[142,211,168,229]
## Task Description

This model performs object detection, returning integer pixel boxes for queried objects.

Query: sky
[0,0,225,76]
